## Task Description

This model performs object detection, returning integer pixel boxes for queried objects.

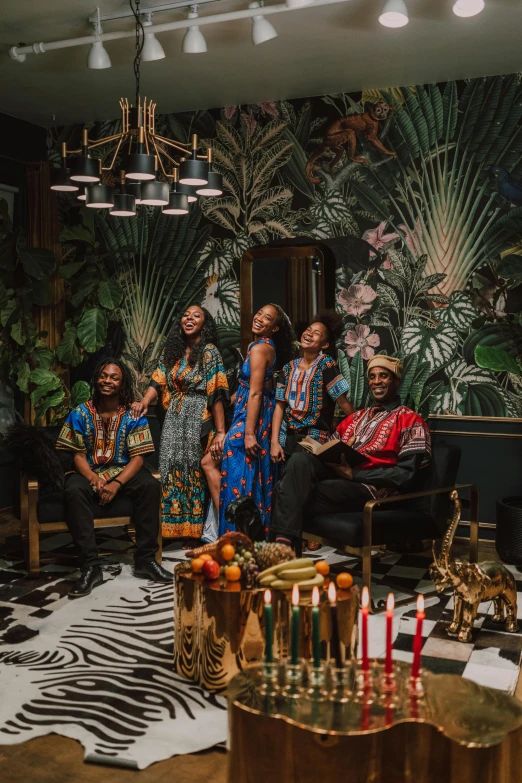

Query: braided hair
[267,303,298,370]
[90,358,135,409]
[311,309,344,358]
[163,306,218,369]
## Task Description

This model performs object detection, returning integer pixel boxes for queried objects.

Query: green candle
[291,584,300,665]
[264,590,273,663]
[311,586,321,669]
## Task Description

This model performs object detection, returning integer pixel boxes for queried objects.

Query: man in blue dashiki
[57,358,172,597]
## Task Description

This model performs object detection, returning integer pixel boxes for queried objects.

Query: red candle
[361,586,370,672]
[411,594,425,679]
[385,592,394,676]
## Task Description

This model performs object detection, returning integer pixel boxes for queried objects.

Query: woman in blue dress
[216,303,295,535]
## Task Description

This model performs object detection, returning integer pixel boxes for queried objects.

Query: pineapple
[254,542,294,571]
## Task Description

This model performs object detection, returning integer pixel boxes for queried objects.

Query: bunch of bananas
[258,558,324,591]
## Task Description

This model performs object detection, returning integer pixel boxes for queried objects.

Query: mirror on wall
[240,246,336,355]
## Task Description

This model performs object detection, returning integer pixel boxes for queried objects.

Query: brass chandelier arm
[101,136,125,172]
[152,142,180,171]
[87,132,126,150]
[152,134,193,156]
[152,137,170,179]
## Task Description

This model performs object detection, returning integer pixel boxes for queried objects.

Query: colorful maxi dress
[218,338,277,535]
[276,354,350,450]
[151,344,229,539]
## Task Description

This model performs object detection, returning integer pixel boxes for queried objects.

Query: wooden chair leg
[27,485,40,578]
[362,502,373,611]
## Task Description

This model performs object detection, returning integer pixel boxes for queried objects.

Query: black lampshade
[85,183,115,208]
[196,170,223,196]
[178,158,208,186]
[125,153,156,181]
[162,191,190,215]
[110,193,136,217]
[77,187,86,201]
[139,180,169,206]
[50,166,79,192]
[68,156,100,183]
[125,183,142,204]
[178,183,198,203]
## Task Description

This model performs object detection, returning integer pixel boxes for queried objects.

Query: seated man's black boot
[134,560,173,583]
[69,565,104,598]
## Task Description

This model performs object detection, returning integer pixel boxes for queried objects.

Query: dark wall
[429,417,522,534]
[0,111,47,229]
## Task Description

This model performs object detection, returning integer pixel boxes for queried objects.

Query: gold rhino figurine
[429,491,519,643]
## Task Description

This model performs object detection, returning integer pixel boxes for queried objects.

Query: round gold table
[173,568,359,692]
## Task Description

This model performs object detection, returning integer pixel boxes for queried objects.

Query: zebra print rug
[0,552,228,769]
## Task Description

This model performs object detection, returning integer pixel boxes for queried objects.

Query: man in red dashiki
[57,359,172,598]
[270,355,431,546]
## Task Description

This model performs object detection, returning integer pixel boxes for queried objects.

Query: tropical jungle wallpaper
[2,73,522,422]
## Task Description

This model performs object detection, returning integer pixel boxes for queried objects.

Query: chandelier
[50,0,222,217]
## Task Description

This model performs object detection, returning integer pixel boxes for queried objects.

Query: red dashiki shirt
[335,398,431,499]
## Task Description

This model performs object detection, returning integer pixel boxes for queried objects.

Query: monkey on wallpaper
[305,101,397,184]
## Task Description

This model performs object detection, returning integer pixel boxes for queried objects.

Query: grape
[244,552,252,561]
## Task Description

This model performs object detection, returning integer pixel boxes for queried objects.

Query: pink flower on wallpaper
[345,324,381,360]
[337,284,377,317]
[398,220,422,255]
[363,221,400,251]
[382,257,394,270]
[241,113,257,134]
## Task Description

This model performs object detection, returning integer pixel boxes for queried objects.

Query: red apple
[202,559,221,581]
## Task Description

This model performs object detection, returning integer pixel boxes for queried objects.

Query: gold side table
[227,661,522,783]
[174,568,359,692]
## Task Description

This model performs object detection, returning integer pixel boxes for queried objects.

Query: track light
[285,0,314,8]
[452,0,484,16]
[87,11,111,69]
[378,0,408,27]
[249,2,278,45]
[141,14,166,61]
[182,6,207,53]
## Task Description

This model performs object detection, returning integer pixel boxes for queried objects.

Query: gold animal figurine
[429,491,519,643]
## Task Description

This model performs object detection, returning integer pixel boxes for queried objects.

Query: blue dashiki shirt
[276,354,349,446]
[56,400,154,481]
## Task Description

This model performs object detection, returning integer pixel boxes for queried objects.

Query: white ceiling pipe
[9,0,349,60]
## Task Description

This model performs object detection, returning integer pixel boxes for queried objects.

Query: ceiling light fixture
[250,2,278,45]
[162,170,190,215]
[452,0,485,17]
[141,13,166,61]
[196,150,224,195]
[285,0,314,8]
[48,0,222,218]
[110,171,137,216]
[378,0,409,27]
[87,8,112,69]
[182,6,207,53]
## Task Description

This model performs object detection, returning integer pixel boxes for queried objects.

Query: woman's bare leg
[201,451,222,513]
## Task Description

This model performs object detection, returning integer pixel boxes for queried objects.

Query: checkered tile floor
[1,530,521,694]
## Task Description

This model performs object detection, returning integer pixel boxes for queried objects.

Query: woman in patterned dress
[131,305,229,541]
[216,304,296,536]
[270,311,354,464]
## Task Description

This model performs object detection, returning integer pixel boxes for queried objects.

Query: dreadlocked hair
[311,309,344,359]
[90,358,135,410]
[163,306,218,369]
[267,303,298,370]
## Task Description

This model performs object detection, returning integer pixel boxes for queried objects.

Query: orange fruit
[225,564,242,582]
[221,544,235,562]
[199,553,213,562]
[191,557,205,573]
[336,572,354,589]
[314,560,330,576]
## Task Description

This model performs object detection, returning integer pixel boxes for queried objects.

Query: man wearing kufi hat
[270,354,431,547]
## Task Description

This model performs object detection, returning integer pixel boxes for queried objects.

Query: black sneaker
[134,560,173,583]
[69,565,104,598]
